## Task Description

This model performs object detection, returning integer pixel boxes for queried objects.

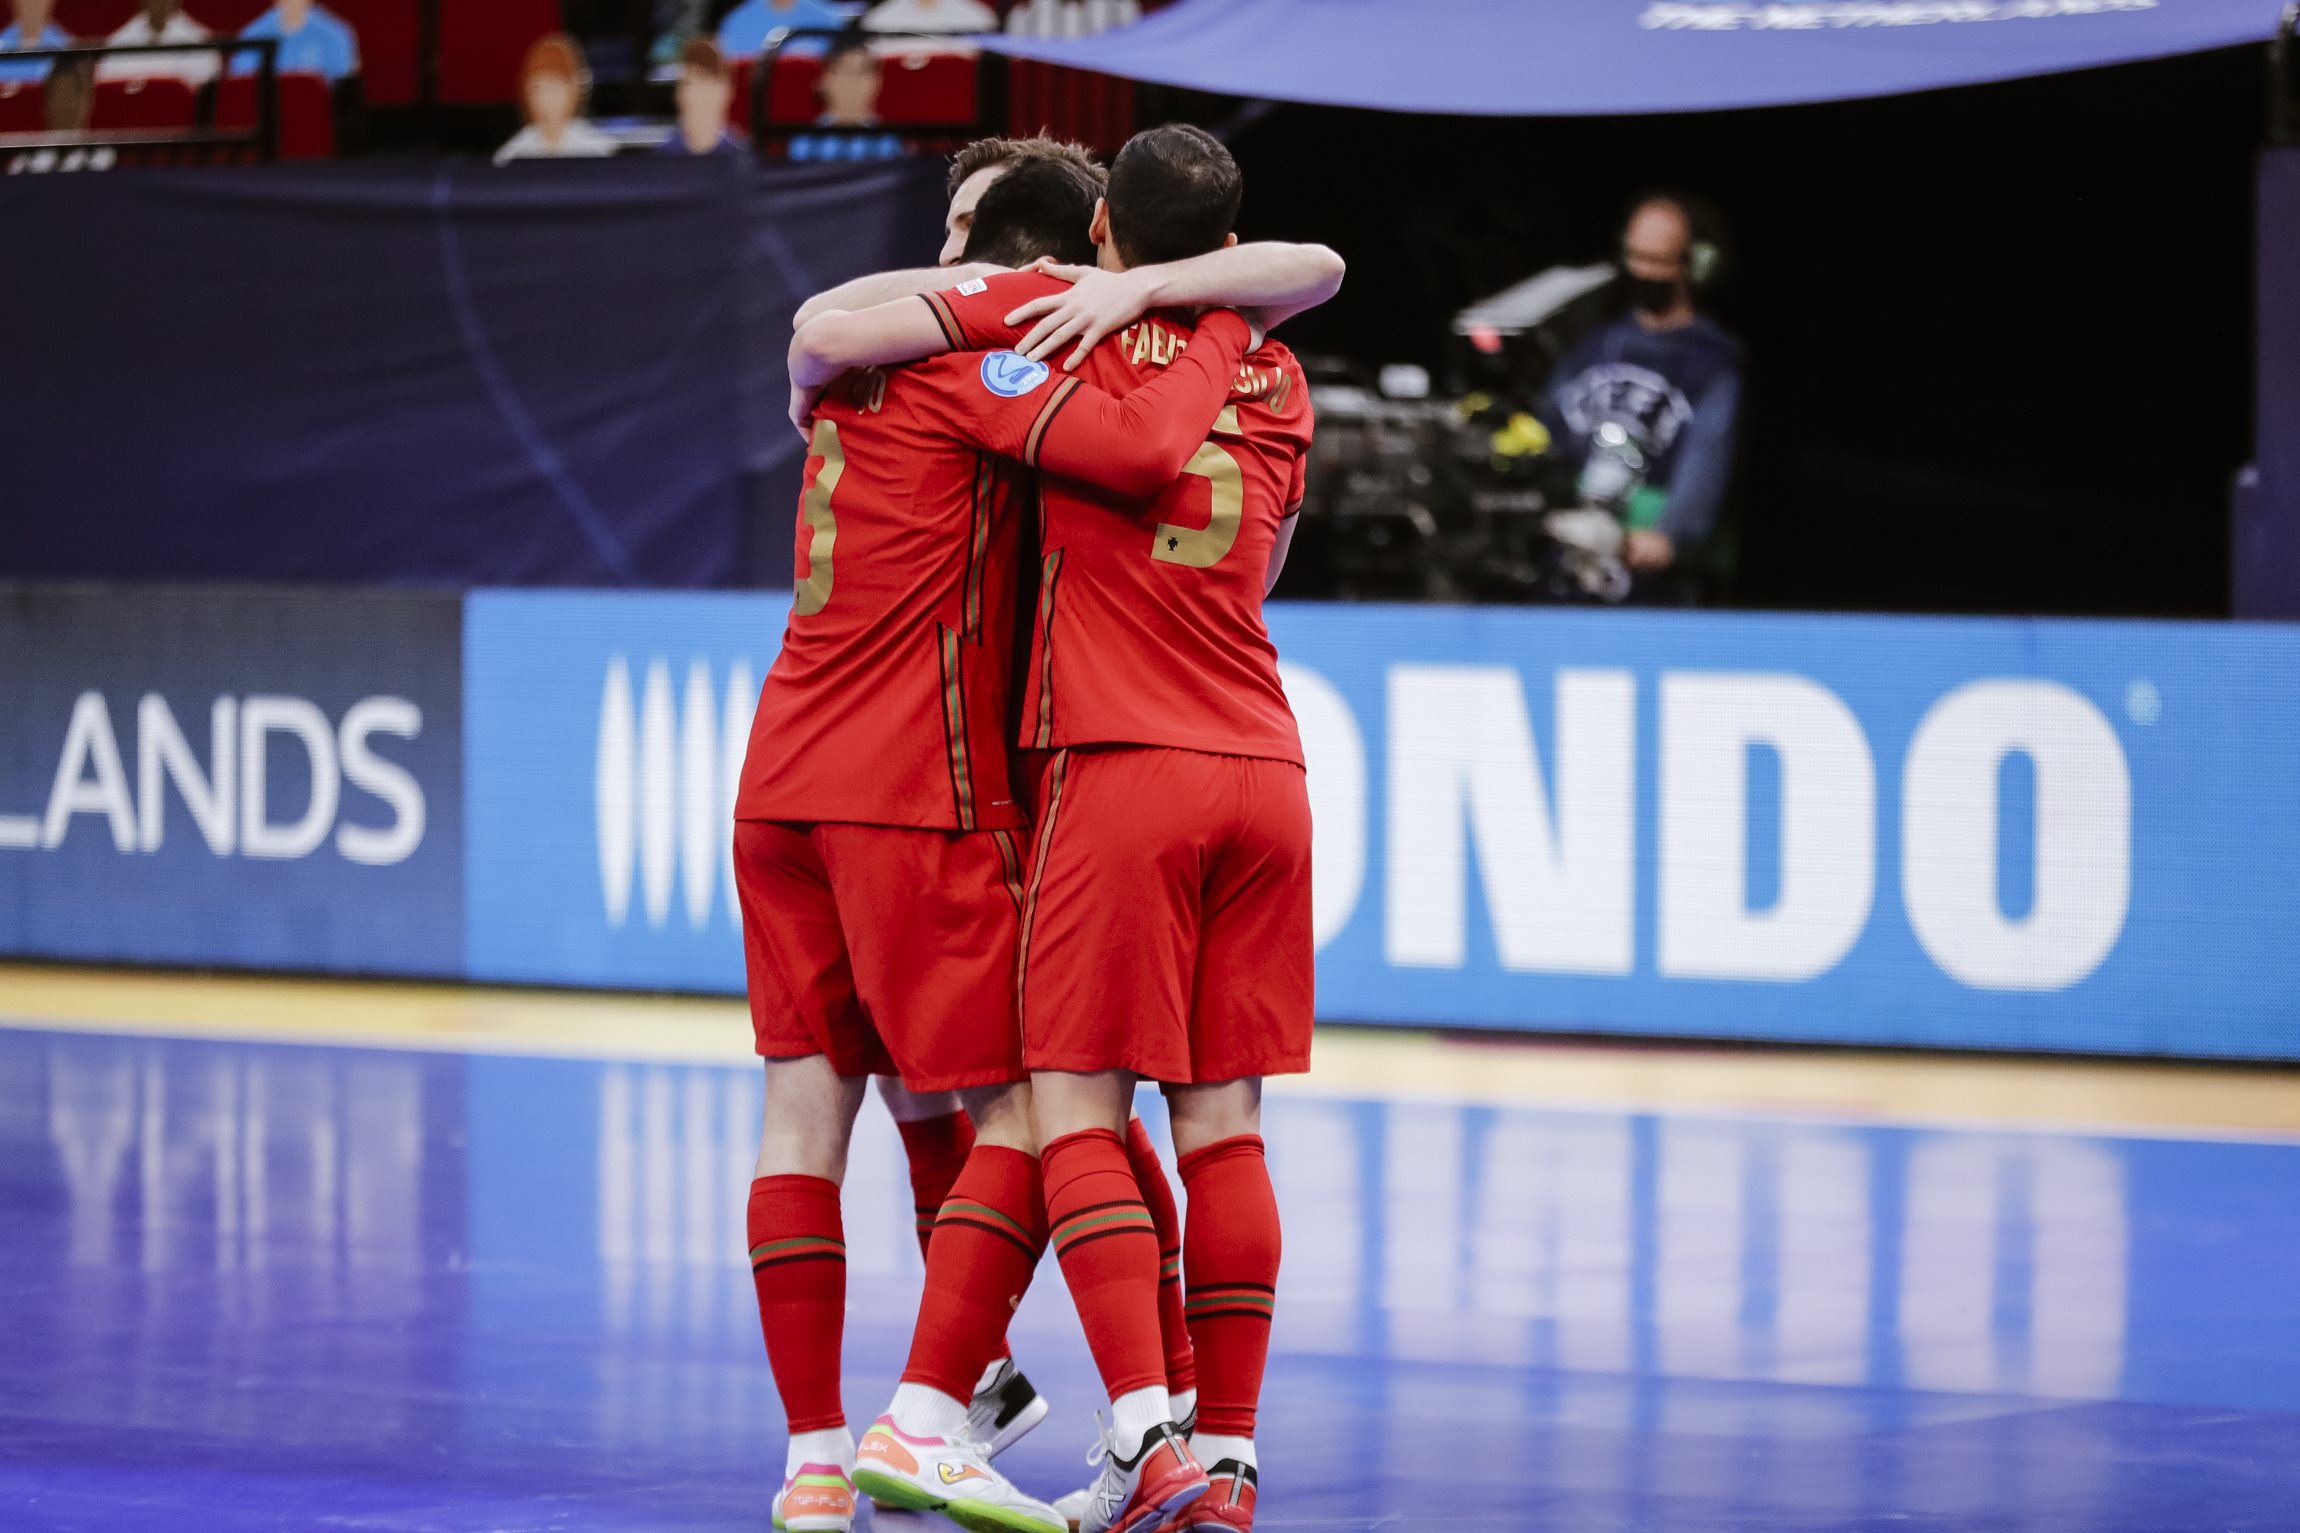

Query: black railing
[0,38,278,162]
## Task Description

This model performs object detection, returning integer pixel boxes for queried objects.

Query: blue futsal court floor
[3,975,2299,1531]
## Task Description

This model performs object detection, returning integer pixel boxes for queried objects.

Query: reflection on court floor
[8,1027,2299,1530]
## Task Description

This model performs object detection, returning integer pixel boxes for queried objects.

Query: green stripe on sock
[1188,1293,1275,1315]
[1053,1208,1156,1245]
[749,1236,845,1261]
[940,1199,1035,1242]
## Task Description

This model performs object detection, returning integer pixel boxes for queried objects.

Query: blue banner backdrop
[0,586,463,973]
[464,590,779,991]
[6,585,2297,1057]
[980,0,2284,116]
[458,592,2300,1060]
[0,158,944,590]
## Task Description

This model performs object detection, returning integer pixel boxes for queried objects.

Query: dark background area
[1191,48,2265,617]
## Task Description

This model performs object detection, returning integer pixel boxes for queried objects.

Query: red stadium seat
[329,0,418,106]
[435,0,555,105]
[214,69,335,158]
[764,53,818,123]
[90,75,198,130]
[56,0,139,39]
[760,47,977,127]
[184,0,270,31]
[0,80,41,133]
[728,57,751,129]
[876,48,975,124]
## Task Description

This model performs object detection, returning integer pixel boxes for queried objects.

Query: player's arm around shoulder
[789,300,958,391]
[1002,244,1344,372]
[791,261,1004,330]
[787,265,1049,390]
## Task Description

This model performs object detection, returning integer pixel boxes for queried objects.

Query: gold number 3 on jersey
[796,418,843,616]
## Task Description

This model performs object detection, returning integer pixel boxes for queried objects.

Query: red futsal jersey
[923,272,1315,765]
[737,310,1257,830]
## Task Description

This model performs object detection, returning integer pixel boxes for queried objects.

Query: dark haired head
[821,28,873,70]
[1103,123,1242,269]
[679,36,727,78]
[961,154,1101,268]
[946,134,1104,198]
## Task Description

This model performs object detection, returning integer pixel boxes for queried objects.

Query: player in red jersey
[782,138,1342,1470]
[738,156,1262,1533]
[786,138,1112,1473]
[788,125,1332,1533]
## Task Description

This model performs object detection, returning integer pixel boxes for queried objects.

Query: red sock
[900,1144,1047,1400]
[1125,1116,1197,1400]
[895,1108,976,1259]
[747,1174,847,1434]
[898,1108,1013,1371]
[1042,1127,1167,1401]
[1177,1135,1280,1438]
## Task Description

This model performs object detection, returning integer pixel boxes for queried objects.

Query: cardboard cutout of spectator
[100,0,216,85]
[862,0,996,33]
[0,0,70,85]
[716,0,849,60]
[231,0,360,83]
[660,36,743,157]
[7,56,115,171]
[495,33,617,163]
[786,30,902,161]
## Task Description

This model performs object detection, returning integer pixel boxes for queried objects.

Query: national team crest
[980,350,1051,398]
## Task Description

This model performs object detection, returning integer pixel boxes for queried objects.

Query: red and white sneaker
[1171,1460,1256,1529]
[1066,1419,1207,1533]
[772,1461,856,1532]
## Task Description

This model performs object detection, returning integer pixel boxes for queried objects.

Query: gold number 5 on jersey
[1153,406,1245,570]
[796,418,844,615]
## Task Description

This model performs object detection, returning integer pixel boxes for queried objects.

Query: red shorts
[734,819,1029,1092]
[1017,746,1313,1085]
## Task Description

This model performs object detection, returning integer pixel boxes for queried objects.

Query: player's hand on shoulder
[1006,263,1153,372]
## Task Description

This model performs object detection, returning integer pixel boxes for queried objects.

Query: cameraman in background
[1542,193,1743,602]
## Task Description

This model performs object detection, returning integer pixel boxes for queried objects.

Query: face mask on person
[1625,273,1680,314]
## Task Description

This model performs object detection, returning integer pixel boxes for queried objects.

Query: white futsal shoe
[853,1414,1068,1533]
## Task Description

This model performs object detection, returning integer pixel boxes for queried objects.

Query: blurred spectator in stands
[230,0,360,83]
[0,0,69,85]
[1542,193,1744,598]
[1004,0,1143,37]
[863,0,997,33]
[99,0,215,85]
[658,36,743,157]
[7,57,114,171]
[716,0,849,59]
[786,31,901,161]
[496,33,617,163]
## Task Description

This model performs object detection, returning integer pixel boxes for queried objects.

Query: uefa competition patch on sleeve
[980,351,1051,398]
[956,278,989,295]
